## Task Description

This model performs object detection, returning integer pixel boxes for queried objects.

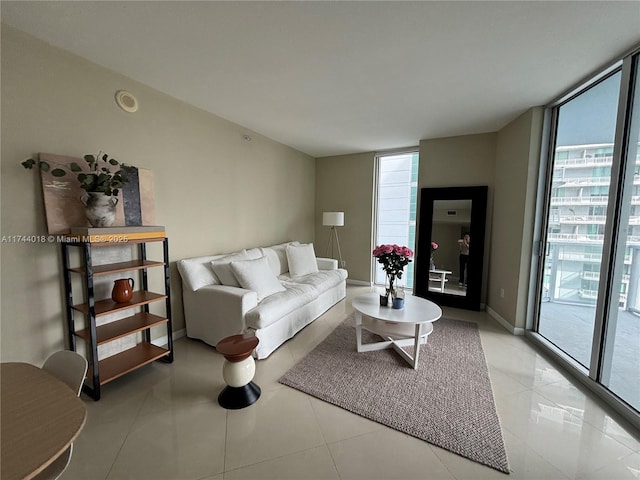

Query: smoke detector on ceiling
[115,90,138,113]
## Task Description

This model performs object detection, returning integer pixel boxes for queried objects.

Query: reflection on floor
[539,301,640,411]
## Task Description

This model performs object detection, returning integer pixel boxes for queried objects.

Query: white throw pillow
[210,250,249,287]
[177,256,222,291]
[286,243,319,278]
[230,256,286,301]
[261,241,299,276]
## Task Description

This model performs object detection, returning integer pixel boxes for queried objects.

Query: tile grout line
[102,388,152,480]
[222,409,228,478]
[307,393,343,479]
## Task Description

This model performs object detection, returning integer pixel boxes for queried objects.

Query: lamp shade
[323,211,344,227]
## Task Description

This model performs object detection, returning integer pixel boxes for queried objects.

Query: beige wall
[419,133,497,305]
[314,152,375,283]
[1,26,315,363]
[419,133,498,188]
[490,108,543,329]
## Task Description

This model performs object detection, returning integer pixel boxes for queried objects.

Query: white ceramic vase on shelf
[81,192,118,227]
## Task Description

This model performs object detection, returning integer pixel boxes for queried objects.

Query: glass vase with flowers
[373,244,414,305]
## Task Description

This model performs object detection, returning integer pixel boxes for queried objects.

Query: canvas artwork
[38,153,157,234]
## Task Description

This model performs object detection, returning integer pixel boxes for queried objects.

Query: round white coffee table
[352,292,442,369]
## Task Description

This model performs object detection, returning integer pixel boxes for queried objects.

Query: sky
[556,71,621,147]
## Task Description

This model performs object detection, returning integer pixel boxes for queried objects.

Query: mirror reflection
[429,200,471,297]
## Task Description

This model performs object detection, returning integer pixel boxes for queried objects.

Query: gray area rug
[279,314,510,474]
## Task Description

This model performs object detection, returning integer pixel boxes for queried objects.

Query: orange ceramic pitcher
[112,278,134,303]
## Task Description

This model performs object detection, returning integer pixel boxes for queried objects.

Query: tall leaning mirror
[414,186,488,310]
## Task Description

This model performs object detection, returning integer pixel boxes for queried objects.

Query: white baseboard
[152,328,186,347]
[347,279,371,286]
[486,306,525,335]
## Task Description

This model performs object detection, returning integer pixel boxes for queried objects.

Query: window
[373,151,419,289]
[532,48,640,426]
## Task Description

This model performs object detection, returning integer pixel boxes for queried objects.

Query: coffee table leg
[412,323,423,369]
[355,311,364,352]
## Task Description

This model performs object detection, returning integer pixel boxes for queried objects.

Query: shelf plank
[87,237,165,247]
[75,312,168,345]
[88,343,170,386]
[73,291,167,316]
[69,259,165,276]
[65,232,165,244]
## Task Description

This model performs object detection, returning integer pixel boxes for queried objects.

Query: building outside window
[543,144,640,310]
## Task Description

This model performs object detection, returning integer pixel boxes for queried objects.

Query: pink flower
[431,242,438,250]
[372,243,414,278]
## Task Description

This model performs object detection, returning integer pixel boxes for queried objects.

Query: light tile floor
[65,286,640,480]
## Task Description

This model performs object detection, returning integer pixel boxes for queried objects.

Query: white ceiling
[2,1,640,158]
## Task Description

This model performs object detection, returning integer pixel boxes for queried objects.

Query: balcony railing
[554,153,639,168]
[548,233,605,242]
[557,251,603,261]
[550,196,610,205]
[550,195,640,205]
[578,288,599,299]
[557,215,640,225]
[559,215,607,224]
[581,271,630,282]
[577,289,628,306]
[552,176,614,186]
[548,233,640,244]
[554,251,632,264]
[582,271,600,280]
[554,156,613,167]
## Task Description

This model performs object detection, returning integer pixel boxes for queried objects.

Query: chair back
[42,350,87,396]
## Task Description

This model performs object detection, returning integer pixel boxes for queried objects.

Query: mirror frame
[414,186,488,310]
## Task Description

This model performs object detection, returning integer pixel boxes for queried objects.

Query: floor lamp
[323,211,344,267]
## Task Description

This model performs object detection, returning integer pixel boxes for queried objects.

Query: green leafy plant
[22,152,135,196]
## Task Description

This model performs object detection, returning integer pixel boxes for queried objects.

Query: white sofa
[177,241,348,359]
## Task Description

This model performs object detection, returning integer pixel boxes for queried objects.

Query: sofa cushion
[211,250,251,287]
[286,243,319,278]
[210,248,263,287]
[177,254,226,291]
[230,256,286,301]
[179,248,264,291]
[261,241,299,276]
[245,283,318,329]
[279,269,348,292]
